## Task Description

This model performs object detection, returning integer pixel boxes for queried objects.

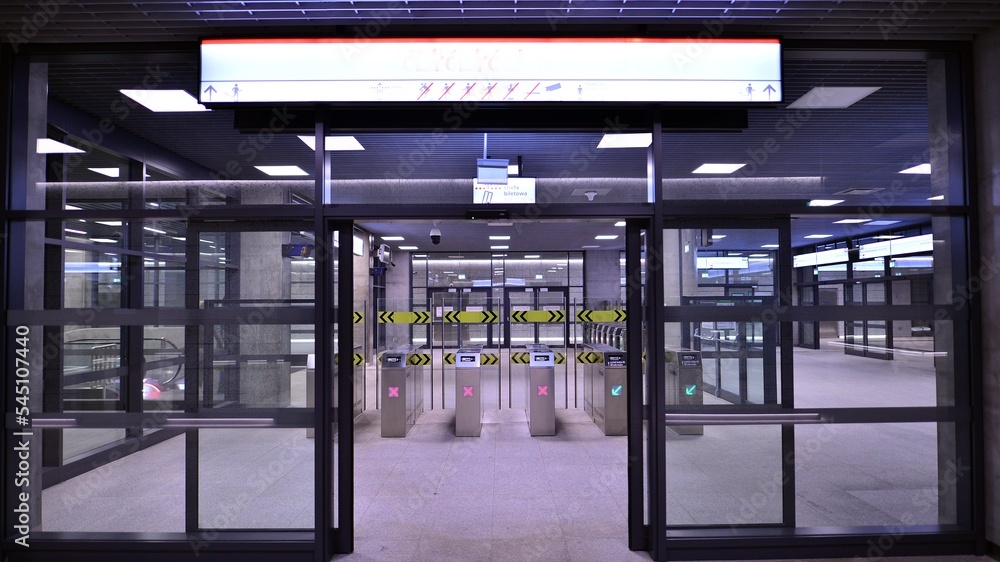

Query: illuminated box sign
[696,256,750,270]
[199,38,782,104]
[793,247,849,268]
[859,234,934,260]
[473,177,535,204]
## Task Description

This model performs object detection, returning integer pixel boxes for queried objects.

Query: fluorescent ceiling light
[36,138,84,154]
[65,249,84,254]
[899,163,931,174]
[172,236,186,241]
[449,255,465,259]
[804,234,833,239]
[255,165,308,176]
[866,220,900,226]
[873,235,903,240]
[491,253,506,257]
[508,164,519,175]
[749,253,769,258]
[120,89,209,112]
[413,254,427,258]
[89,167,120,178]
[399,245,418,250]
[489,235,511,240]
[595,235,619,240]
[491,245,509,250]
[199,239,212,243]
[597,133,652,149]
[143,226,167,234]
[65,204,82,211]
[525,254,541,259]
[614,221,626,227]
[90,238,118,243]
[711,234,727,240]
[787,86,880,109]
[927,195,944,201]
[808,199,843,207]
[582,245,600,249]
[692,163,746,174]
[833,219,871,224]
[381,236,405,241]
[96,220,122,226]
[297,135,365,151]
[65,228,87,235]
[762,244,780,249]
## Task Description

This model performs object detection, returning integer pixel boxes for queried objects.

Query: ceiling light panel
[120,89,209,112]
[597,133,652,149]
[297,135,365,151]
[692,163,746,174]
[255,165,308,176]
[787,86,881,109]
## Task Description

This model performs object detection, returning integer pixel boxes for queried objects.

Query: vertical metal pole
[778,221,796,527]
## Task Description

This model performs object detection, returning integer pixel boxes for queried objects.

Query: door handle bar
[664,412,825,425]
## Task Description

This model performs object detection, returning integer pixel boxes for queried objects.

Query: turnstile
[525,344,556,436]
[380,344,425,437]
[583,343,627,436]
[454,345,483,437]
[665,347,703,435]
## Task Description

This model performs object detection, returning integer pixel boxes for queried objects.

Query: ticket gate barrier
[526,344,556,436]
[380,344,425,438]
[665,348,703,435]
[582,343,628,436]
[454,345,484,437]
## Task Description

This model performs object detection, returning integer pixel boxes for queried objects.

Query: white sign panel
[793,247,849,268]
[200,37,782,104]
[473,177,535,204]
[696,256,750,269]
[859,234,934,260]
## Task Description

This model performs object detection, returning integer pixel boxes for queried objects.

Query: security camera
[430,224,442,245]
[585,190,597,202]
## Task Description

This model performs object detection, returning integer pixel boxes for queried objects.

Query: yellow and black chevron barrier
[576,309,626,323]
[511,352,530,364]
[443,353,456,365]
[480,353,499,366]
[353,353,364,366]
[407,353,432,366]
[576,351,604,364]
[442,310,500,323]
[378,310,431,324]
[555,353,566,364]
[353,311,364,323]
[510,309,566,323]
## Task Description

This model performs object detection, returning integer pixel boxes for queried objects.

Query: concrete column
[583,250,622,305]
[236,189,291,407]
[974,29,1000,548]
[662,229,700,348]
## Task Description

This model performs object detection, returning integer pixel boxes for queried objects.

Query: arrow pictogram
[443,353,456,365]
[611,385,623,397]
[511,352,529,364]
[685,385,697,396]
[353,311,364,324]
[353,353,364,366]
[555,353,566,364]
[408,353,431,366]
[480,353,499,366]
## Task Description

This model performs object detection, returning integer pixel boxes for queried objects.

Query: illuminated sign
[685,385,697,396]
[473,177,535,204]
[462,386,475,397]
[200,38,782,104]
[387,386,400,397]
[859,234,934,259]
[611,385,623,397]
[537,385,549,397]
[697,256,750,270]
[793,247,849,268]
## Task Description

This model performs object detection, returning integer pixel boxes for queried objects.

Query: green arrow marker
[611,385,623,397]
[685,385,697,396]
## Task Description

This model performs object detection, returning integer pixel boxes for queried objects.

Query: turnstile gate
[454,345,483,437]
[380,344,425,437]
[525,344,556,436]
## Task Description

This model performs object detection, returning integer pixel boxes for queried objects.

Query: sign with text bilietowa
[199,38,782,104]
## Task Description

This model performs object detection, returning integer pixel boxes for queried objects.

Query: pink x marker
[387,386,399,398]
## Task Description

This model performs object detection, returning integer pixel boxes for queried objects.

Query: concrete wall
[583,250,621,305]
[974,29,1000,550]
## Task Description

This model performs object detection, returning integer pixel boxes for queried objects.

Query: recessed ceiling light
[873,235,903,240]
[413,254,427,258]
[491,245,509,250]
[804,234,833,239]
[524,254,541,259]
[595,235,619,240]
[120,89,209,112]
[866,220,900,226]
[786,86,881,109]
[833,219,871,224]
[808,199,844,207]
[491,253,507,257]
[172,236,186,241]
[65,228,87,235]
[89,167,120,178]
[761,244,780,249]
[89,238,119,243]
[448,255,465,259]
[749,253,769,258]
[927,195,944,201]
[297,135,365,151]
[597,133,652,149]
[143,226,167,234]
[711,234,727,240]
[399,245,418,250]
[36,138,84,154]
[582,245,601,249]
[489,235,511,240]
[96,220,122,226]
[899,163,931,174]
[65,204,82,211]
[255,165,308,176]
[692,163,747,174]
[614,221,626,227]
[381,236,405,241]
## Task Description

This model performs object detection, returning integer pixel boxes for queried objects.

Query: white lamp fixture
[597,133,652,149]
[36,138,84,154]
[297,135,365,151]
[808,199,844,207]
[692,163,747,174]
[787,87,881,109]
[833,219,871,224]
[120,89,209,112]
[89,168,120,178]
[899,163,931,174]
[804,234,833,239]
[595,235,619,240]
[381,236,405,241]
[255,165,308,176]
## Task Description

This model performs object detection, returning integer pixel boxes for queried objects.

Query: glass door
[503,286,570,347]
